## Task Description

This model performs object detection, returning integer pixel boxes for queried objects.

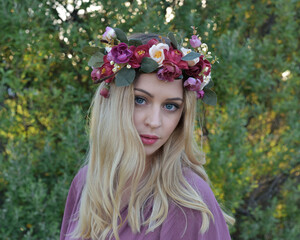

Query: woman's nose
[145,106,162,129]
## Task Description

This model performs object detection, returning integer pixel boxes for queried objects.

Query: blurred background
[0,0,299,239]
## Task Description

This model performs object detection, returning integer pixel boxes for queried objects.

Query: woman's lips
[140,134,159,145]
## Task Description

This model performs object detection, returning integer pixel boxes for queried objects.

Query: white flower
[200,73,211,90]
[180,47,199,67]
[149,43,169,66]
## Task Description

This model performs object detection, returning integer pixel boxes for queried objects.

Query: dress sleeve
[60,166,88,240]
[159,169,231,240]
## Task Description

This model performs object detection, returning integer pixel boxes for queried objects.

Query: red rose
[147,38,159,47]
[185,56,211,78]
[129,45,150,68]
[157,60,182,82]
[164,48,188,70]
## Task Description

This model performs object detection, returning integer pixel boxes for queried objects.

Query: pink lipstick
[140,134,159,145]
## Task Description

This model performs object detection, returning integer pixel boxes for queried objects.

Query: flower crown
[83,26,218,105]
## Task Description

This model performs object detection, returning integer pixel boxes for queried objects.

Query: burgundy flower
[185,56,211,79]
[110,43,133,64]
[129,45,150,68]
[164,48,188,70]
[147,38,160,48]
[183,77,202,91]
[100,85,110,98]
[157,60,182,82]
[196,90,205,99]
[91,62,114,84]
[190,35,201,48]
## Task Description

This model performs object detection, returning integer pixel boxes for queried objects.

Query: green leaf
[140,57,159,73]
[113,28,128,43]
[99,47,106,54]
[88,52,104,68]
[202,88,217,106]
[128,38,143,46]
[168,32,178,49]
[204,79,214,89]
[82,46,101,56]
[115,68,136,86]
[182,51,201,61]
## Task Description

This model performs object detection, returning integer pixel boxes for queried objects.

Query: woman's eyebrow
[134,88,183,102]
[134,88,153,98]
[166,97,183,102]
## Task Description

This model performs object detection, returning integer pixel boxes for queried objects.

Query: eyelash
[134,96,179,112]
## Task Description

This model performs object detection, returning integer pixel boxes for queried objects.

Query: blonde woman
[60,27,234,240]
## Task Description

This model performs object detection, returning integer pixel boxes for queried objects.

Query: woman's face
[133,73,184,160]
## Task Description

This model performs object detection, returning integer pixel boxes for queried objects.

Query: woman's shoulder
[159,167,231,239]
[72,165,88,186]
[68,165,88,198]
[182,167,216,204]
[60,165,88,239]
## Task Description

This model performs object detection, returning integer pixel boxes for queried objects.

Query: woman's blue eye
[135,96,146,105]
[164,103,179,111]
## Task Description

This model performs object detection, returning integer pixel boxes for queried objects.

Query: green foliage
[0,0,299,239]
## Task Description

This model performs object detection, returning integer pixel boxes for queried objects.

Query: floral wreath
[83,26,218,105]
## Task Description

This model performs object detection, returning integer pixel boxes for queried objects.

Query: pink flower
[183,77,202,91]
[91,68,101,81]
[157,60,182,82]
[185,56,211,79]
[111,43,133,64]
[190,35,201,48]
[106,51,114,62]
[102,27,116,42]
[196,90,205,99]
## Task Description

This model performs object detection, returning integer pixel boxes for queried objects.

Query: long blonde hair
[72,79,234,239]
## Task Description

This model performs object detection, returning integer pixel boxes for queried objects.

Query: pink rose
[183,77,202,91]
[196,90,205,99]
[91,68,101,81]
[111,43,133,64]
[102,27,116,42]
[190,35,201,48]
[157,60,182,82]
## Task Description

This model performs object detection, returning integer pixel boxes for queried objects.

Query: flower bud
[102,27,116,42]
[190,35,202,48]
[100,85,110,98]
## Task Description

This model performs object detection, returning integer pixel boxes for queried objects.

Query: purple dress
[60,166,231,240]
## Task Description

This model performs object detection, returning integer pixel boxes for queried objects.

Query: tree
[0,0,299,239]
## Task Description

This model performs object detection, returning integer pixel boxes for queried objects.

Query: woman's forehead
[134,73,183,98]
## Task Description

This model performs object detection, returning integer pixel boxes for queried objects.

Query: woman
[60,27,234,240]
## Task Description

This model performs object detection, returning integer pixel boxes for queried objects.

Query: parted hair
[71,34,234,240]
